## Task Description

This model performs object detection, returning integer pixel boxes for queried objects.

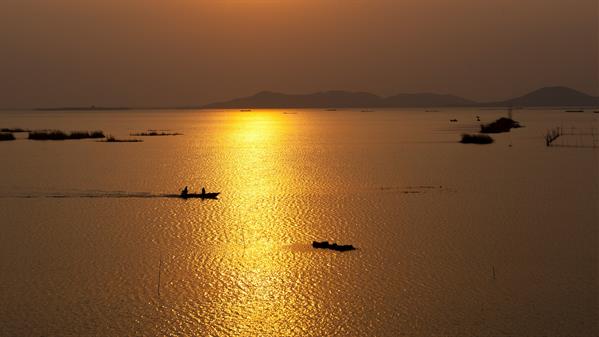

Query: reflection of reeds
[0,133,16,141]
[460,133,494,144]
[28,130,105,140]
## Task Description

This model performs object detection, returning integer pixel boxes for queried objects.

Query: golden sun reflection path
[203,111,316,335]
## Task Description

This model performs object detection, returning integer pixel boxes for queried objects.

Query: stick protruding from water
[158,252,163,298]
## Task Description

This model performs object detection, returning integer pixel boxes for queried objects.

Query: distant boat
[240,109,252,112]
[325,108,337,111]
[565,110,584,112]
[180,192,220,199]
[450,119,458,122]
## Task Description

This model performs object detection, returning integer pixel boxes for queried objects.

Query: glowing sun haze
[0,0,597,107]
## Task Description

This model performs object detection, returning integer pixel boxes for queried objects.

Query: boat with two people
[180,186,220,199]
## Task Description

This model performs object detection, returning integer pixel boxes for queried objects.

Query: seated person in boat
[181,186,189,196]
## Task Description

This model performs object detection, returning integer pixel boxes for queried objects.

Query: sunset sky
[0,0,597,108]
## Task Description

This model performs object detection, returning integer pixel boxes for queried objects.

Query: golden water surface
[0,108,597,336]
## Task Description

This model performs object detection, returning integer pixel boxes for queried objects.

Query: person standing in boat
[181,186,189,196]
[201,187,206,195]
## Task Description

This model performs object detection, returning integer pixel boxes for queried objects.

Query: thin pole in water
[158,252,163,298]
[492,265,496,280]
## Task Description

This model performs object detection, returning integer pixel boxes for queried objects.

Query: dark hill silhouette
[203,91,475,108]
[485,86,599,107]
[203,91,381,109]
[201,86,598,109]
[383,93,476,107]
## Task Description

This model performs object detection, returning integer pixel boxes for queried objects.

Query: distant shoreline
[1,86,597,111]
[35,107,132,111]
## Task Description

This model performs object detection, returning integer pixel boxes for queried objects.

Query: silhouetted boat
[180,192,220,199]
[312,241,355,252]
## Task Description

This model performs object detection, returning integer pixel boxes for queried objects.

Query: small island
[480,117,522,133]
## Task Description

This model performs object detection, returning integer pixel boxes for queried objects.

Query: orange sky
[0,0,597,107]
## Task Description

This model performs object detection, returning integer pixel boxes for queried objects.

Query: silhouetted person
[201,187,206,195]
[181,186,188,196]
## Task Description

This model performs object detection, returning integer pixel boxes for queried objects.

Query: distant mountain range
[202,86,598,109]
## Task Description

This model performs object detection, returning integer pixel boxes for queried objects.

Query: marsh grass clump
[130,131,182,136]
[69,131,105,139]
[102,135,143,143]
[480,117,521,133]
[1,128,30,133]
[28,130,68,140]
[0,133,16,141]
[28,130,105,140]
[460,133,494,144]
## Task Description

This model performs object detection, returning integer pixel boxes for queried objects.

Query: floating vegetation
[130,131,182,136]
[28,130,105,140]
[0,133,16,141]
[460,133,494,144]
[100,135,143,143]
[480,117,521,133]
[312,241,356,252]
[1,128,30,133]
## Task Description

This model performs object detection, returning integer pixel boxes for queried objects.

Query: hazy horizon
[1,0,597,108]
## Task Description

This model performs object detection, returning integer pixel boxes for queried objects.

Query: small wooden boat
[180,192,220,199]
[312,241,355,252]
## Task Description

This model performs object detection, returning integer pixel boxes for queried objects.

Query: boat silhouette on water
[180,192,220,199]
[179,186,220,199]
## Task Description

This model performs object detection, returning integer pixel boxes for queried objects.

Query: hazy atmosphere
[1,0,597,108]
[1,1,598,336]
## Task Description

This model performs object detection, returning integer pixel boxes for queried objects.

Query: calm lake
[0,108,597,336]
